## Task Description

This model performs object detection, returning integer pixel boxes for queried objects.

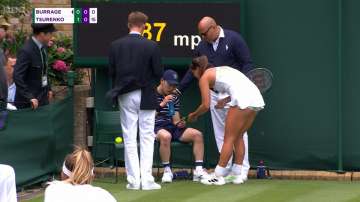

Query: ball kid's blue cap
[163,69,179,85]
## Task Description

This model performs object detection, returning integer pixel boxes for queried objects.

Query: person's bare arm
[188,75,211,122]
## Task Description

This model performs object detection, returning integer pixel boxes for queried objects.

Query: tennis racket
[246,67,273,94]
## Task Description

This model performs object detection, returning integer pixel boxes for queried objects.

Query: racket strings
[247,68,273,93]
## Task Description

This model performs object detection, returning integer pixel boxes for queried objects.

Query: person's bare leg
[156,129,172,163]
[210,108,258,185]
[227,109,257,184]
[234,109,257,164]
[233,137,245,165]
[179,128,204,161]
[156,129,174,183]
[217,107,248,168]
[180,128,208,182]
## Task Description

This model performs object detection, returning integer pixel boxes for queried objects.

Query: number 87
[143,22,167,42]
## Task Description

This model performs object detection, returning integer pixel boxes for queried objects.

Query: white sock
[226,161,232,170]
[215,165,227,177]
[195,160,203,172]
[231,164,242,175]
[164,166,171,173]
[195,166,203,171]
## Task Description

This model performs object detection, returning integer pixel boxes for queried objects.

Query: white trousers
[0,165,17,202]
[118,90,156,185]
[210,91,250,176]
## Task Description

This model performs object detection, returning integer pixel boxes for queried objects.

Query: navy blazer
[108,34,163,110]
[0,49,7,106]
[14,38,50,109]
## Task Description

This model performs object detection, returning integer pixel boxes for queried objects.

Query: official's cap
[31,23,57,33]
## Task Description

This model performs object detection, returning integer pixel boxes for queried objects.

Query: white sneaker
[224,174,236,184]
[223,167,232,177]
[6,103,17,110]
[193,169,211,182]
[142,181,161,190]
[200,177,213,185]
[161,171,173,183]
[126,183,140,190]
[200,175,226,186]
[224,174,245,184]
[241,175,248,182]
[232,175,244,184]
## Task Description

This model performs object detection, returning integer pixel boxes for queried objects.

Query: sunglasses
[200,26,214,37]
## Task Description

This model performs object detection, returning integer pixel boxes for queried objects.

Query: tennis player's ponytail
[62,146,94,185]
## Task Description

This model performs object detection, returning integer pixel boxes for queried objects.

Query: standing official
[178,16,253,182]
[108,11,163,190]
[0,26,7,111]
[0,64,6,111]
[14,23,56,109]
[5,56,17,104]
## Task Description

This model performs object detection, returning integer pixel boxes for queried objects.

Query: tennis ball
[115,137,123,144]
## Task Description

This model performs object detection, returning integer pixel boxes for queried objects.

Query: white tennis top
[44,180,116,202]
[214,66,265,110]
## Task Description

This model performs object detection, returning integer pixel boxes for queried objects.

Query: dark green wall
[342,0,360,171]
[246,0,339,170]
[91,0,359,171]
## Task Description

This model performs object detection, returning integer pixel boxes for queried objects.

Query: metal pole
[67,71,75,96]
[337,0,344,173]
[240,0,247,37]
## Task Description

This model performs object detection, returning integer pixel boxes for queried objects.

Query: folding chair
[93,110,124,183]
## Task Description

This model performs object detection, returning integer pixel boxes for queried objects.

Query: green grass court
[27,180,360,202]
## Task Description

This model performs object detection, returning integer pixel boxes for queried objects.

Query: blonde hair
[63,146,94,185]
